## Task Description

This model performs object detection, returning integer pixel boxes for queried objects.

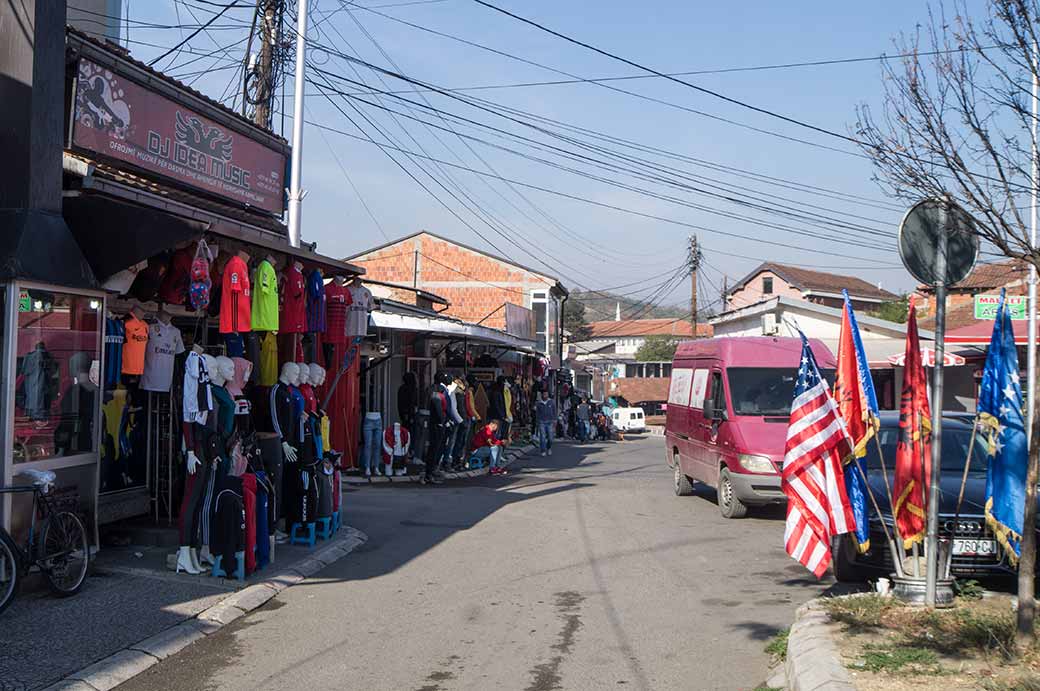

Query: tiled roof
[918,258,1029,292]
[588,319,712,338]
[610,377,671,404]
[729,262,898,301]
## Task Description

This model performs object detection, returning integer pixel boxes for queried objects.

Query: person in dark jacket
[397,371,418,432]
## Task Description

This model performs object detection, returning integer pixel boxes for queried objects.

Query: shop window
[12,289,101,463]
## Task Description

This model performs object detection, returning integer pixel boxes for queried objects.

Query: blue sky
[121,0,953,312]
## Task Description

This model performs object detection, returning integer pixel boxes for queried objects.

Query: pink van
[664,336,836,518]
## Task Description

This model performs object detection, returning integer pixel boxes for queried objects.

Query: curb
[343,444,535,485]
[42,526,368,691]
[785,598,855,691]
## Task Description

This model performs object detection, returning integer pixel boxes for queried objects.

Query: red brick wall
[352,233,554,330]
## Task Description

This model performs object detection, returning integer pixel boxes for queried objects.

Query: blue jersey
[306,269,326,333]
[104,318,125,389]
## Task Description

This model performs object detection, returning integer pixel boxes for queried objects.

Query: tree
[875,295,909,324]
[854,1,1040,648]
[635,335,678,362]
[563,300,592,342]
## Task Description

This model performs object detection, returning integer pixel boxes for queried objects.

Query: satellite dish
[898,199,979,286]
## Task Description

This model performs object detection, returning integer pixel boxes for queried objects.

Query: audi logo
[943,520,982,534]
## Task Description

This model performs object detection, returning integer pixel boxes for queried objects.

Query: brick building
[724,262,898,313]
[347,231,568,360]
[915,258,1028,330]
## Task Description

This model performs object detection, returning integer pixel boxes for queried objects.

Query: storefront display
[219,251,252,334]
[140,313,185,393]
[280,261,307,334]
[251,257,279,332]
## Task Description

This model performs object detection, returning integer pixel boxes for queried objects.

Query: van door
[695,367,726,486]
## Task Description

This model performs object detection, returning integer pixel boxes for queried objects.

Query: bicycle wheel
[39,511,89,596]
[0,531,20,615]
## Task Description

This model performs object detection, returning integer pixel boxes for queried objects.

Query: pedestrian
[470,419,507,475]
[534,390,557,457]
[576,398,591,443]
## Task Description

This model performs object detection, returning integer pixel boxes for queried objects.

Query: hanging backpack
[188,239,213,312]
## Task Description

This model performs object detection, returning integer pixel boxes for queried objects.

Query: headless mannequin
[197,354,230,566]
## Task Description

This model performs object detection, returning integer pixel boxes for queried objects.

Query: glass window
[863,426,987,473]
[12,289,101,462]
[726,367,835,416]
[533,301,547,352]
[625,363,639,377]
[763,277,774,294]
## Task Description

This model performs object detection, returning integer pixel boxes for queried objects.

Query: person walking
[470,420,507,475]
[534,390,556,457]
[576,398,591,443]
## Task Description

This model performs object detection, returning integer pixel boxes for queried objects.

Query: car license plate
[953,538,997,556]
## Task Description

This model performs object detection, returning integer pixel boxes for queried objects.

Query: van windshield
[727,367,836,416]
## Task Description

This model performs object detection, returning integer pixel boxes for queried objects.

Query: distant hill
[571,290,690,321]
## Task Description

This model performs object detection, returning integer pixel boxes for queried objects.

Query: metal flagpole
[1029,39,1038,458]
[286,0,309,249]
[925,201,949,606]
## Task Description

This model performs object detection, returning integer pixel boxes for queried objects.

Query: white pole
[286,0,309,249]
[1029,39,1038,450]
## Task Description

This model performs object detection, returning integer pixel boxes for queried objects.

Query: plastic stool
[211,552,245,580]
[289,522,316,547]
[315,516,333,540]
[332,510,341,533]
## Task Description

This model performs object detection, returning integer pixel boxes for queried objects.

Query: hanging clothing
[323,282,352,344]
[474,384,490,421]
[268,382,294,443]
[141,321,185,393]
[104,317,124,389]
[259,332,278,386]
[182,352,213,425]
[382,423,411,464]
[397,372,418,431]
[280,265,307,334]
[219,255,252,334]
[345,282,373,339]
[228,357,252,397]
[503,385,514,423]
[298,383,318,414]
[122,316,149,376]
[464,387,480,420]
[158,246,194,305]
[17,344,59,420]
[241,473,257,575]
[306,269,326,333]
[251,259,279,332]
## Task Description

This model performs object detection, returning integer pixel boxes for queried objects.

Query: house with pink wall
[724,262,897,313]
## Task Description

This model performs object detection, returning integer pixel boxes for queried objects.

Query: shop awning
[370,310,539,352]
[0,209,97,288]
[888,347,967,367]
[63,194,208,281]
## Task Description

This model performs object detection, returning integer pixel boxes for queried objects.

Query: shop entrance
[407,357,435,396]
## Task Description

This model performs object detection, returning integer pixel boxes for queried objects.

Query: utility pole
[689,236,701,337]
[286,0,309,248]
[247,0,281,129]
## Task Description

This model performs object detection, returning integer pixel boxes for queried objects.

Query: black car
[832,412,1034,582]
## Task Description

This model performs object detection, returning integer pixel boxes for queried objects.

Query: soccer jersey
[345,283,373,338]
[251,259,279,331]
[104,318,125,389]
[141,321,186,392]
[306,269,326,333]
[122,316,149,375]
[158,246,193,305]
[324,282,351,344]
[280,265,307,333]
[259,332,278,386]
[220,256,251,333]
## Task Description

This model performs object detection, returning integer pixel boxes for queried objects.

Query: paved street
[119,436,830,691]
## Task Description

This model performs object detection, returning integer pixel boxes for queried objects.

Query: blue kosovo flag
[979,290,1028,563]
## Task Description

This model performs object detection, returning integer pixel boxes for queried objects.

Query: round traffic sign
[898,199,979,286]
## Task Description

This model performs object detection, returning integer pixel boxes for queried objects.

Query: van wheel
[831,535,870,583]
[674,456,693,496]
[718,468,748,519]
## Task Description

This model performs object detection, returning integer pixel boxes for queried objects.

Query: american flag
[783,334,857,578]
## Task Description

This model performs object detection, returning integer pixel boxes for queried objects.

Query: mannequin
[271,363,300,464]
[286,363,318,528]
[175,345,212,574]
[202,356,240,571]
[383,422,411,476]
[440,379,464,471]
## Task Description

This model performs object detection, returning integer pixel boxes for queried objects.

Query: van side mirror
[705,400,726,421]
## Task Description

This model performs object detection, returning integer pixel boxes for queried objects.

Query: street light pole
[1028,39,1038,454]
[286,0,309,248]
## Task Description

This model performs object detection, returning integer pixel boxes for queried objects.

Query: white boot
[199,545,215,566]
[189,547,204,572]
[175,546,201,574]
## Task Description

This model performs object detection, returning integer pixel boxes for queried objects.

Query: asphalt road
[119,436,831,691]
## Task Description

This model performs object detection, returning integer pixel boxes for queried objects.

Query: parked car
[832,412,1034,581]
[612,407,646,433]
[665,336,836,518]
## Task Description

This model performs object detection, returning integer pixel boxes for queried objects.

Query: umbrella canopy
[888,347,966,367]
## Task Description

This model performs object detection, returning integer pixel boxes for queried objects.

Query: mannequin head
[215,356,235,387]
[308,363,325,386]
[204,354,222,385]
[280,362,300,386]
[435,371,452,388]
[297,363,311,385]
[228,357,252,396]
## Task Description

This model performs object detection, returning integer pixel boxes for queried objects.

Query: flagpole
[851,450,904,578]
[947,415,981,578]
[872,433,907,573]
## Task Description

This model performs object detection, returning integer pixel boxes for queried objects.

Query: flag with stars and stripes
[979,290,1028,563]
[782,332,857,578]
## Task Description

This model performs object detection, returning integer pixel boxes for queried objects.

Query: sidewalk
[0,524,366,691]
[343,443,535,485]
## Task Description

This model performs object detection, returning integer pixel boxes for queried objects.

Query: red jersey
[219,256,251,333]
[323,282,352,344]
[470,424,504,452]
[280,265,307,333]
[298,383,318,414]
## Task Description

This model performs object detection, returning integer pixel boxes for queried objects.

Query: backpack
[188,240,213,312]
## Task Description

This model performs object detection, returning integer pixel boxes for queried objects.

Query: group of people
[532,391,616,456]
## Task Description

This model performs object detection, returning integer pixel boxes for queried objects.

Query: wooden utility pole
[689,235,701,337]
[247,0,281,129]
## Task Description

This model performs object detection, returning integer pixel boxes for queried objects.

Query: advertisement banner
[974,294,1026,321]
[71,59,286,215]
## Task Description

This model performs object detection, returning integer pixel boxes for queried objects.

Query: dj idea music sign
[71,59,287,216]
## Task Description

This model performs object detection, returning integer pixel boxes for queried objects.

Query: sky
[114,0,964,314]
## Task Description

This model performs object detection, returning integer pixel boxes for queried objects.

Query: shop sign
[974,294,1026,320]
[18,289,30,312]
[505,302,536,340]
[71,59,287,215]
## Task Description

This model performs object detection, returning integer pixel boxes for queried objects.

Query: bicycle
[0,476,90,615]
